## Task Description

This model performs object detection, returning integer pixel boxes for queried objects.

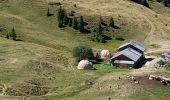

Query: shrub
[73,46,93,61]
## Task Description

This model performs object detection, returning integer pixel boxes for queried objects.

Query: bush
[73,46,93,61]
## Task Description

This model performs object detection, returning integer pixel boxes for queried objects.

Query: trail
[0,11,32,25]
[141,14,170,53]
[129,15,158,75]
[146,49,170,54]
[141,14,155,43]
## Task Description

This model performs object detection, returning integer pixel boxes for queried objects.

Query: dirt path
[146,49,170,54]
[141,14,155,43]
[0,11,32,25]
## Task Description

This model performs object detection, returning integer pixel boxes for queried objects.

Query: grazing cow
[149,75,155,80]
[165,80,170,86]
[161,80,167,85]
[135,81,140,84]
[118,77,121,80]
[131,76,136,82]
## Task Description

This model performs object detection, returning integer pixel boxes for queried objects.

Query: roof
[111,48,142,62]
[118,40,145,52]
[114,60,135,64]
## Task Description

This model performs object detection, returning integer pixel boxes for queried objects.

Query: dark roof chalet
[111,47,142,62]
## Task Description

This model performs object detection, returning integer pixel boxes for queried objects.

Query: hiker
[108,97,111,100]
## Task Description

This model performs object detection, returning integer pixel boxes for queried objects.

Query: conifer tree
[6,33,9,39]
[68,18,73,27]
[94,17,105,43]
[10,27,17,40]
[57,6,65,27]
[109,17,114,28]
[47,8,50,16]
[73,17,78,30]
[79,16,85,33]
[63,12,69,25]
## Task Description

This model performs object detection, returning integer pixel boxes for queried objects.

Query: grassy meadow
[0,0,170,100]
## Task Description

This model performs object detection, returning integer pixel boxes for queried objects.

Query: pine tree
[68,18,73,27]
[164,0,170,7]
[79,16,85,33]
[94,17,105,43]
[73,17,78,30]
[109,17,114,28]
[57,6,65,28]
[47,8,50,16]
[98,17,103,35]
[142,0,149,7]
[6,33,9,39]
[63,12,69,25]
[10,27,17,40]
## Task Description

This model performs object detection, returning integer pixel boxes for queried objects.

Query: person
[108,97,111,100]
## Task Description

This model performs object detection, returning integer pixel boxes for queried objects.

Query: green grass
[94,64,130,73]
[1,0,170,100]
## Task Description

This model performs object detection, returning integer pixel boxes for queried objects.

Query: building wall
[134,56,145,68]
[115,63,133,68]
[111,55,145,68]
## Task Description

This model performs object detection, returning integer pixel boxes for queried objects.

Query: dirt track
[142,14,155,43]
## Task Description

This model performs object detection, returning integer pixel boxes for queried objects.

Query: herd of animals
[128,75,170,86]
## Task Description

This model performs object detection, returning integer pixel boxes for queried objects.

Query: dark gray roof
[111,48,142,62]
[118,40,145,52]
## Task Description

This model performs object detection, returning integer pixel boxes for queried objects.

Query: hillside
[59,0,170,48]
[1,0,170,100]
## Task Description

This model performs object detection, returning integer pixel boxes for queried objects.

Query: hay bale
[100,50,111,59]
[77,60,93,70]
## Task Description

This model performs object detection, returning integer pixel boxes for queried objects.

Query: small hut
[77,60,93,70]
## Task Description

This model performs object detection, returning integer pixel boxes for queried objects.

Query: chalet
[110,41,145,68]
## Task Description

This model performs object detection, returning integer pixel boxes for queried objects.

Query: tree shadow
[47,13,54,17]
[15,39,23,41]
[113,25,120,29]
[115,37,125,41]
[101,22,107,26]
[102,34,113,40]
[82,29,91,34]
[83,22,88,26]
[48,2,61,6]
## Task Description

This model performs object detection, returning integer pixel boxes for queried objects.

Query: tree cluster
[93,17,115,43]
[57,7,117,44]
[57,6,85,33]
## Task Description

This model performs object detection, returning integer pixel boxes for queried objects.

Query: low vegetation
[73,46,93,62]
